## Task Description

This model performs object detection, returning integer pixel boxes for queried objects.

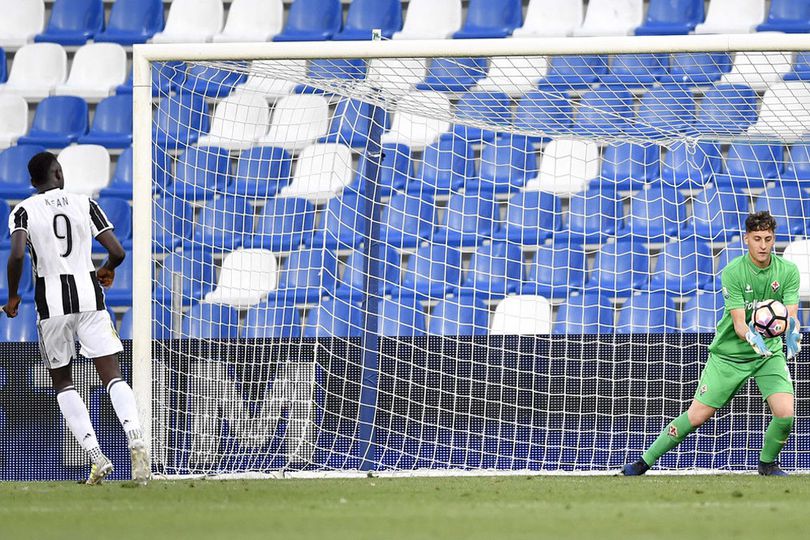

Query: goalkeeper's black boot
[758,460,789,476]
[621,459,650,476]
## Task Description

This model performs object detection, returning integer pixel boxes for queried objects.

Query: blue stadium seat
[692,84,758,136]
[688,186,748,242]
[304,297,364,337]
[274,0,342,42]
[494,190,561,246]
[35,0,104,46]
[784,52,810,81]
[248,197,315,252]
[0,200,10,248]
[179,64,247,99]
[648,238,713,295]
[242,302,302,338]
[94,0,164,45]
[586,240,649,297]
[183,303,240,339]
[428,295,490,336]
[294,59,368,94]
[165,146,231,201]
[537,55,609,90]
[757,0,810,33]
[78,95,132,149]
[228,146,292,199]
[781,143,810,185]
[600,54,669,88]
[378,296,426,337]
[468,135,537,194]
[432,191,499,247]
[514,91,573,139]
[558,188,623,244]
[713,142,783,190]
[94,198,132,252]
[149,302,175,340]
[681,291,725,332]
[616,293,678,333]
[634,0,705,35]
[660,141,723,189]
[153,197,194,253]
[320,99,384,149]
[267,248,339,305]
[629,85,695,138]
[154,250,216,306]
[379,192,436,249]
[102,255,132,306]
[457,241,523,300]
[658,53,732,85]
[754,183,809,241]
[0,48,6,83]
[572,87,635,137]
[416,58,488,93]
[0,145,43,199]
[624,183,686,242]
[409,136,474,195]
[356,143,412,196]
[334,246,400,301]
[0,303,38,342]
[118,61,186,96]
[395,244,463,300]
[153,93,209,148]
[594,142,660,191]
[17,96,87,148]
[521,244,588,299]
[333,0,402,40]
[553,293,615,334]
[453,0,522,39]
[707,244,746,290]
[0,249,33,300]
[187,196,252,251]
[452,91,511,142]
[308,190,369,249]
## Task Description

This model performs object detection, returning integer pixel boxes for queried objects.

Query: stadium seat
[102,255,132,306]
[553,293,614,334]
[634,0,705,36]
[183,303,240,339]
[595,142,660,191]
[237,60,306,101]
[409,135,474,195]
[273,0,342,42]
[0,303,37,342]
[754,183,809,241]
[179,64,247,99]
[277,143,354,204]
[243,302,302,338]
[785,52,810,81]
[524,139,600,194]
[154,250,216,306]
[714,142,783,189]
[537,55,609,90]
[573,0,644,36]
[188,196,252,251]
[165,146,230,202]
[395,244,463,300]
[489,295,552,335]
[153,93,210,148]
[452,91,511,142]
[747,82,810,141]
[473,56,548,97]
[660,141,723,189]
[587,240,649,296]
[688,186,748,242]
[334,246,400,301]
[558,188,624,244]
[681,291,725,332]
[99,146,133,199]
[151,0,224,44]
[600,54,669,88]
[494,190,561,246]
[35,0,104,46]
[294,58,368,95]
[94,198,132,251]
[355,143,413,196]
[0,145,41,198]
[783,239,810,299]
[54,43,126,100]
[0,94,27,149]
[77,95,132,148]
[116,61,186,97]
[393,0,461,40]
[381,92,451,151]
[572,87,634,137]
[266,247,339,305]
[94,0,163,45]
[429,295,490,336]
[628,85,695,139]
[379,192,436,249]
[304,297,364,338]
[706,243,747,290]
[247,197,315,252]
[227,146,292,199]
[212,0,282,43]
[513,91,573,138]
[196,93,269,151]
[615,293,678,333]
[0,43,67,99]
[757,0,810,33]
[307,190,368,250]
[0,49,5,83]
[377,296,427,337]
[17,96,87,148]
[695,0,765,34]
[258,94,329,151]
[658,53,733,86]
[721,52,792,91]
[320,99,383,149]
[648,238,713,295]
[0,249,32,300]
[781,143,810,185]
[456,242,522,300]
[333,0,402,41]
[0,0,44,49]
[522,244,588,299]
[692,84,758,136]
[453,0,522,39]
[468,135,537,194]
[153,197,194,253]
[624,183,686,243]
[0,199,9,247]
[204,249,278,307]
[513,0,583,38]
[416,58,488,93]
[432,191,499,247]
[364,58,426,96]
[57,144,109,196]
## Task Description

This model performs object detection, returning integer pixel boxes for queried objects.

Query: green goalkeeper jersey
[708,253,800,362]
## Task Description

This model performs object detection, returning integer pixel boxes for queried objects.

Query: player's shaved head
[745,211,777,233]
[28,152,62,189]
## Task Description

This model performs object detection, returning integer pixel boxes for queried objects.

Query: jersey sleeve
[88,198,113,238]
[8,205,28,235]
[721,266,745,311]
[782,261,800,306]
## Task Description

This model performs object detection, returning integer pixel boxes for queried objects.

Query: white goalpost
[132,33,810,478]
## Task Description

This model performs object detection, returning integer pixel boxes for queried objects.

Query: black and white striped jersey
[8,188,114,320]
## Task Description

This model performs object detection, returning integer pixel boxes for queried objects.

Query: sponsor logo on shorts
[700,384,708,396]
[772,281,780,292]
[668,425,678,438]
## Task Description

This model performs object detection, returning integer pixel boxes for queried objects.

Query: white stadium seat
[573,0,644,37]
[474,56,548,96]
[393,0,462,40]
[747,82,810,142]
[58,145,111,196]
[380,91,451,151]
[278,143,354,204]
[783,240,810,300]
[513,0,584,38]
[54,43,127,101]
[257,94,329,151]
[151,0,224,44]
[196,92,270,151]
[490,295,552,335]
[365,58,427,96]
[694,0,766,35]
[524,139,600,195]
[212,0,283,43]
[0,94,28,149]
[720,52,793,92]
[0,43,67,100]
[204,249,278,308]
[0,0,44,49]
[237,60,307,102]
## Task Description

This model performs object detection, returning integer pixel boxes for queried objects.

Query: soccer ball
[753,300,789,338]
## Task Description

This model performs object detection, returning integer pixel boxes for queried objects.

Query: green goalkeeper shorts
[694,352,794,409]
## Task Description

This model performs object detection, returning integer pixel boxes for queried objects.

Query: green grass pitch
[1,476,809,539]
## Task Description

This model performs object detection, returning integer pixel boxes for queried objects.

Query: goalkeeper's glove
[746,322,773,357]
[786,316,802,360]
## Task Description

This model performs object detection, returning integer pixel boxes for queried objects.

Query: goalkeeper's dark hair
[28,151,58,186]
[745,211,777,233]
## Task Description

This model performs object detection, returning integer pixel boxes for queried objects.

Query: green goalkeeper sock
[641,412,696,466]
[760,416,794,463]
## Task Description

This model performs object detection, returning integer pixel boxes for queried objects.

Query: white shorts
[37,310,124,369]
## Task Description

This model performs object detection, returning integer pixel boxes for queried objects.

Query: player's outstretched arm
[731,308,773,357]
[95,229,126,288]
[786,304,801,360]
[2,230,27,317]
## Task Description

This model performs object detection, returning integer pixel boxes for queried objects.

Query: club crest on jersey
[668,425,678,438]
[700,384,708,396]
[771,281,780,292]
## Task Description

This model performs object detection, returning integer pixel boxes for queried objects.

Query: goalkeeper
[622,211,801,476]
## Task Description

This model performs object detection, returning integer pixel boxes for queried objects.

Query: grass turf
[1,475,808,540]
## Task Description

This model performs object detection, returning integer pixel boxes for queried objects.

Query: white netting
[144,51,810,475]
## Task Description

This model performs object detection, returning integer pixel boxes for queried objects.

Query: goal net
[133,36,810,477]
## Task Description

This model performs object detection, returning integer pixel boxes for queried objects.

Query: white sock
[57,387,103,463]
[107,378,143,444]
